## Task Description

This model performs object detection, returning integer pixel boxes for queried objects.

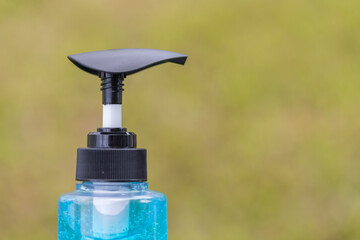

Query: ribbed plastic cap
[76,148,147,182]
[75,128,147,182]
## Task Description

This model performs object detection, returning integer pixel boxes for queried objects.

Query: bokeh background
[1,0,360,239]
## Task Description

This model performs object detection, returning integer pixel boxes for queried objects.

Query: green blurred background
[1,0,360,239]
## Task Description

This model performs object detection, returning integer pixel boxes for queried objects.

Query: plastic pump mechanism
[68,48,187,182]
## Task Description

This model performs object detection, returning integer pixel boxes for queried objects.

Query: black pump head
[68,49,187,105]
[68,48,187,182]
[68,48,187,76]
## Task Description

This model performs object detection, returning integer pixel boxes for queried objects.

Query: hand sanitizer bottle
[58,49,187,240]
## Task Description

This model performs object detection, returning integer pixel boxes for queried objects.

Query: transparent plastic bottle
[58,182,167,240]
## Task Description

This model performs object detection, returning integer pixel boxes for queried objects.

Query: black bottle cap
[76,128,147,182]
[68,49,187,182]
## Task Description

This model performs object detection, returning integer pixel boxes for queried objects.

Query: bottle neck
[76,181,149,192]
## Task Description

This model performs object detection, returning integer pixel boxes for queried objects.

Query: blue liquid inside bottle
[58,182,167,240]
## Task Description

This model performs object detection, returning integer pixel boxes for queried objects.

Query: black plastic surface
[76,148,147,182]
[87,129,137,148]
[100,73,125,104]
[68,48,187,76]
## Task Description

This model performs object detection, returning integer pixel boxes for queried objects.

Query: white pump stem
[103,104,122,128]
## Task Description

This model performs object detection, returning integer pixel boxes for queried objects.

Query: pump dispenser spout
[68,49,187,129]
[68,48,187,182]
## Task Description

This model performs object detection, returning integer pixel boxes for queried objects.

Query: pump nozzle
[68,48,187,76]
[69,48,187,182]
[68,48,187,128]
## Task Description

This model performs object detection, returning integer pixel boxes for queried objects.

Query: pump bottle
[58,49,187,240]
